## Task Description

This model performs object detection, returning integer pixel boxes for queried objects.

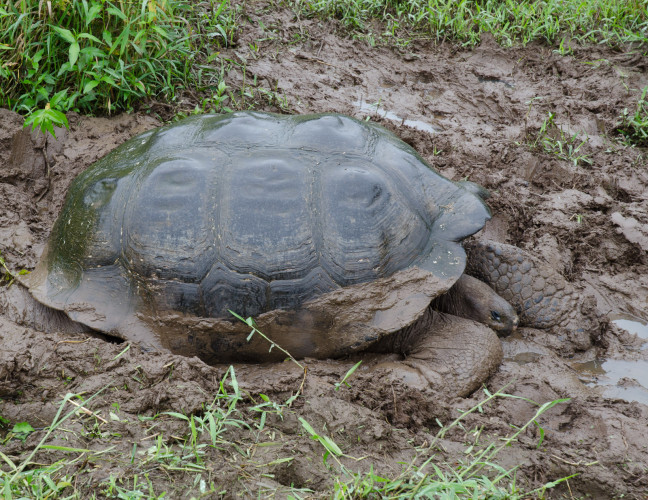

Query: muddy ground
[2,4,648,498]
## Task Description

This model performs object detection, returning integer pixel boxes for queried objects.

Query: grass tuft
[293,0,648,48]
[616,86,648,147]
[0,0,238,120]
[528,111,592,166]
[332,386,573,499]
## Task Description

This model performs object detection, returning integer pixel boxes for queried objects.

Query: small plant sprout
[23,101,70,139]
[229,310,307,404]
[0,251,30,285]
[229,310,304,370]
[8,422,35,443]
[299,417,347,467]
[334,361,362,391]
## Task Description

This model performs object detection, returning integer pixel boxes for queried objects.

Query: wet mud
[2,3,648,498]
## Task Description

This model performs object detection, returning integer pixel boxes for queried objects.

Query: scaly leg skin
[465,240,601,350]
[371,309,503,397]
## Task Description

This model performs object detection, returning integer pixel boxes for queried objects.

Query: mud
[2,3,648,498]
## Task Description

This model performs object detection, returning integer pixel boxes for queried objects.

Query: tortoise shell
[26,112,490,362]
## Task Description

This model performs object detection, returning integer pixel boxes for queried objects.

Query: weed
[332,385,573,498]
[616,86,648,147]
[164,366,248,455]
[101,473,164,499]
[530,112,592,166]
[300,417,347,466]
[553,37,575,56]
[0,388,110,498]
[23,100,69,138]
[1,368,584,498]
[0,0,238,129]
[8,422,35,443]
[0,250,30,285]
[334,361,362,391]
[229,310,305,370]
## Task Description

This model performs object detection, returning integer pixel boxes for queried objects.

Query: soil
[2,4,648,498]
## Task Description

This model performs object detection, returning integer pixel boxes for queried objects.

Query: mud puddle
[571,315,648,405]
[505,315,648,405]
[574,358,648,405]
[610,314,648,340]
[2,3,648,497]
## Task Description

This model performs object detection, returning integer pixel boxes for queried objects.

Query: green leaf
[115,24,131,55]
[40,445,92,452]
[12,422,34,434]
[86,4,103,25]
[0,450,17,470]
[32,48,45,65]
[321,435,343,456]
[299,417,317,437]
[69,42,80,66]
[57,61,73,77]
[107,6,127,21]
[162,411,189,421]
[77,32,103,44]
[50,89,69,108]
[102,30,113,46]
[80,46,106,59]
[83,80,101,94]
[51,25,76,44]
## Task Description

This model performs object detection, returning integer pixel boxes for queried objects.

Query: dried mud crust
[2,3,648,497]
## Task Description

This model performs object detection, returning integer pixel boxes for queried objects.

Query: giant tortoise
[7,112,596,396]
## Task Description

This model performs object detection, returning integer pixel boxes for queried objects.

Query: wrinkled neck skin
[433,274,518,336]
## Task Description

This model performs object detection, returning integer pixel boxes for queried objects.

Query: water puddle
[353,99,442,135]
[570,314,648,404]
[506,351,542,365]
[572,358,648,405]
[610,313,648,340]
[504,314,648,405]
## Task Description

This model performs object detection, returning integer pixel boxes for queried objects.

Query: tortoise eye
[491,311,501,322]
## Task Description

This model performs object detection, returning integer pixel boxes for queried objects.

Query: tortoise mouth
[494,314,519,337]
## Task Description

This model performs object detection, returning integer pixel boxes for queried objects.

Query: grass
[616,86,648,147]
[331,386,573,499]
[528,111,593,166]
[0,0,238,121]
[0,372,573,498]
[293,0,648,48]
[2,0,646,132]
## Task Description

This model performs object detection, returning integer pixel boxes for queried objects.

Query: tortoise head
[435,274,518,336]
